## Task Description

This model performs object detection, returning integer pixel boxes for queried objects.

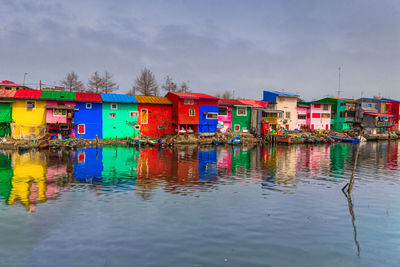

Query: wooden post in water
[342,144,361,195]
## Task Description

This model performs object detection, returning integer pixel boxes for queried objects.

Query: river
[0,143,399,266]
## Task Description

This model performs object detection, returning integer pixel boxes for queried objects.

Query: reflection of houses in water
[198,148,218,181]
[296,145,331,175]
[231,146,251,176]
[73,148,103,184]
[101,147,139,184]
[386,142,399,174]
[216,147,231,175]
[329,144,352,177]
[275,146,297,186]
[0,153,13,203]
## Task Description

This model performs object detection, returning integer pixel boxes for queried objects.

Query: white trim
[77,124,86,135]
[111,103,118,110]
[236,106,247,116]
[25,100,36,110]
[206,112,218,119]
[130,111,138,118]
[141,108,148,124]
[189,108,196,116]
[86,103,92,109]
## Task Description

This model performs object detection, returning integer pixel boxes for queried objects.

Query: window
[218,107,228,116]
[234,124,240,132]
[109,113,116,118]
[130,111,138,118]
[141,109,148,124]
[298,114,307,120]
[86,103,92,109]
[278,112,283,118]
[331,114,336,119]
[312,113,321,118]
[184,99,194,105]
[321,113,330,118]
[77,124,86,135]
[323,104,329,111]
[111,103,118,110]
[26,100,36,109]
[206,113,218,119]
[54,109,66,116]
[189,108,196,116]
[314,104,321,109]
[158,125,163,129]
[237,107,247,116]
[286,112,291,119]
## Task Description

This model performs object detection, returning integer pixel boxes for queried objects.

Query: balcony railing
[376,121,393,127]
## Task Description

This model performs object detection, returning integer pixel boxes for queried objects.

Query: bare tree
[60,72,85,92]
[102,71,119,94]
[179,81,190,93]
[161,76,178,93]
[132,68,159,96]
[215,90,233,99]
[87,71,103,93]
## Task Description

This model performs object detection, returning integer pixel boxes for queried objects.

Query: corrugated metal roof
[40,90,76,101]
[219,99,248,106]
[383,98,400,103]
[190,93,219,100]
[364,112,393,117]
[0,80,20,85]
[238,99,267,108]
[167,92,200,99]
[76,92,103,102]
[135,95,172,104]
[263,90,299,97]
[0,90,16,98]
[101,93,138,103]
[14,89,42,99]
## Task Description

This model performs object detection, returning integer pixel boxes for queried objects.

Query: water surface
[0,143,399,266]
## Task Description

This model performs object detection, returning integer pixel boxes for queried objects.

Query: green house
[101,94,140,139]
[232,104,252,133]
[315,97,357,132]
[0,102,12,137]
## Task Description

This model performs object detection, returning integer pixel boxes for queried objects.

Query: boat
[228,136,241,145]
[276,135,292,144]
[329,134,359,144]
[212,140,224,146]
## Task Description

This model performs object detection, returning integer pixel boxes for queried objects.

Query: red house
[382,98,400,131]
[166,92,200,133]
[135,96,174,138]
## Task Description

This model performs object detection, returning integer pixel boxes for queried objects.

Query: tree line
[59,68,192,96]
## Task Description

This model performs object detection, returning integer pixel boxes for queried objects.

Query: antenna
[337,67,343,97]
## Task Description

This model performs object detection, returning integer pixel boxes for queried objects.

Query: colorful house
[40,90,76,139]
[74,92,103,139]
[165,92,200,134]
[101,93,139,139]
[382,98,400,131]
[194,93,219,134]
[218,99,252,133]
[0,90,16,136]
[263,91,299,130]
[361,112,393,134]
[0,80,32,90]
[296,102,332,130]
[314,97,357,132]
[12,89,46,140]
[135,95,174,138]
[239,99,269,134]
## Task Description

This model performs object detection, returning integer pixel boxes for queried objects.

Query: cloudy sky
[1,0,399,100]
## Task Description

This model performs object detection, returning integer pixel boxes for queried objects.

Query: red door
[326,124,329,130]
[311,124,314,130]
[78,124,85,135]
[285,124,289,130]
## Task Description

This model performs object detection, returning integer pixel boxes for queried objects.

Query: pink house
[297,102,332,130]
[218,105,232,133]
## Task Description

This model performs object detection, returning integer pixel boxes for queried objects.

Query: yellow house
[8,152,47,212]
[12,89,47,140]
[263,91,299,130]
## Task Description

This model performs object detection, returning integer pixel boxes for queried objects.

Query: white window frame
[184,99,194,105]
[130,111,138,118]
[141,109,148,124]
[189,108,196,116]
[237,106,247,116]
[26,100,36,109]
[111,103,118,110]
[206,112,218,119]
[109,113,116,118]
[77,124,86,135]
[86,103,92,109]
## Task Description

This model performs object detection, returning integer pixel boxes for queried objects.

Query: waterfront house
[262,91,299,130]
[238,99,268,134]
[0,90,16,136]
[356,98,393,133]
[74,92,103,139]
[218,99,252,133]
[194,93,219,134]
[0,80,32,91]
[296,102,332,130]
[12,89,46,140]
[135,95,174,138]
[314,97,357,132]
[101,93,139,139]
[165,92,200,134]
[40,90,76,139]
[382,98,400,131]
[258,102,284,133]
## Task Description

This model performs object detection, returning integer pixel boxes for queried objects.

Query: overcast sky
[1,0,399,100]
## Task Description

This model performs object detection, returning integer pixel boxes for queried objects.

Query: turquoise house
[101,94,140,139]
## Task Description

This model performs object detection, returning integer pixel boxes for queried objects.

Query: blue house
[194,93,219,134]
[75,92,103,139]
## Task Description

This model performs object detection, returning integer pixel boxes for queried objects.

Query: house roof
[40,90,76,101]
[314,97,357,103]
[297,102,311,107]
[135,95,172,104]
[167,92,218,100]
[0,80,19,86]
[101,93,138,103]
[359,97,387,102]
[190,93,219,100]
[14,89,42,99]
[263,90,299,97]
[364,112,393,117]
[382,98,400,103]
[219,99,248,106]
[238,99,267,108]
[0,89,16,98]
[76,92,102,102]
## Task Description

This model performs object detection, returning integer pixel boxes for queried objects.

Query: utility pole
[40,80,42,90]
[337,67,343,97]
[23,72,28,86]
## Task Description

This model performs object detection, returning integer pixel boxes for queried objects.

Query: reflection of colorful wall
[73,148,103,184]
[0,153,13,201]
[198,149,218,180]
[330,144,351,176]
[102,147,139,184]
[231,146,251,175]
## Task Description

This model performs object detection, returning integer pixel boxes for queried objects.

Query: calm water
[0,143,399,266]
